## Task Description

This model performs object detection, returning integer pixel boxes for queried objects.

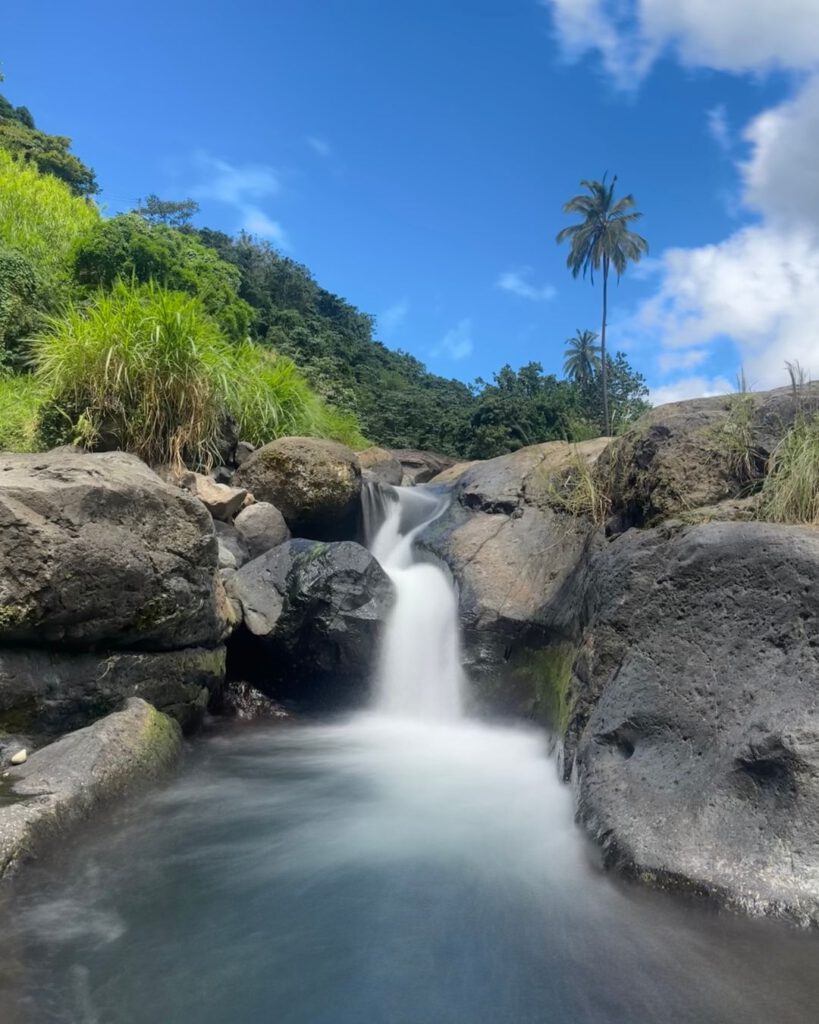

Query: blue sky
[4,0,818,402]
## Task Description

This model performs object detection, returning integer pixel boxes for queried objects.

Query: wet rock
[421,440,608,690]
[0,698,182,877]
[214,681,290,720]
[234,501,290,559]
[570,522,819,926]
[227,540,394,701]
[233,437,361,539]
[0,450,227,651]
[358,446,403,486]
[0,646,225,735]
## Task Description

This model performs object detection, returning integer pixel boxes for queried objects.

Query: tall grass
[0,373,45,452]
[28,281,366,466]
[758,415,819,525]
[543,447,612,525]
[0,150,98,287]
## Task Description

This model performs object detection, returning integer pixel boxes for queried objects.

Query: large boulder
[0,698,181,877]
[421,440,608,694]
[357,446,403,486]
[600,384,819,528]
[0,450,227,650]
[569,522,819,926]
[0,646,225,736]
[233,501,290,559]
[226,540,394,703]
[233,437,361,539]
[392,448,455,486]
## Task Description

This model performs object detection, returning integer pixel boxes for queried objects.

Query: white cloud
[379,299,410,336]
[544,0,819,400]
[545,0,819,87]
[434,318,474,361]
[496,268,557,302]
[638,225,819,387]
[650,375,733,407]
[706,104,731,153]
[306,136,332,158]
[191,152,289,247]
[741,76,819,229]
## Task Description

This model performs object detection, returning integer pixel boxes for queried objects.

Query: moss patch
[509,643,577,734]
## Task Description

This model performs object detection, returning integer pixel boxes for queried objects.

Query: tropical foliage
[557,176,648,434]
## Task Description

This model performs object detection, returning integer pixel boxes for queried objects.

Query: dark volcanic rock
[0,646,225,735]
[600,383,819,527]
[570,522,819,926]
[0,450,227,650]
[0,698,181,877]
[421,440,608,688]
[226,540,394,701]
[214,520,251,568]
[233,437,361,539]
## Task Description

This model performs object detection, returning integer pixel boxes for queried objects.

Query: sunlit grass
[758,415,819,525]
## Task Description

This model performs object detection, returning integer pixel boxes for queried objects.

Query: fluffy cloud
[545,0,819,397]
[650,374,734,407]
[638,225,819,386]
[496,268,557,301]
[546,0,819,86]
[191,153,289,247]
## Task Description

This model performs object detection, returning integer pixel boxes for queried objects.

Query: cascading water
[362,481,463,720]
[3,485,818,1023]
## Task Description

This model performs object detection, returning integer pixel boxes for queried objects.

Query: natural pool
[1,713,817,1024]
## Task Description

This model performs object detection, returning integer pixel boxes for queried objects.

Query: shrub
[71,215,253,340]
[32,281,366,467]
[758,416,819,525]
[0,244,44,365]
[0,149,98,287]
[226,340,367,449]
[0,373,44,452]
[33,282,230,467]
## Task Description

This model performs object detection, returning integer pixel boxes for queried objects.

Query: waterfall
[363,481,464,721]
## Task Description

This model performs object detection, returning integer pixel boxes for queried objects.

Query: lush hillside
[0,84,650,463]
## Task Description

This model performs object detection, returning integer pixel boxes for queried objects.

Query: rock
[600,383,819,528]
[235,440,256,467]
[226,540,394,702]
[180,471,248,521]
[214,681,289,720]
[358,446,403,486]
[568,522,819,926]
[214,520,250,568]
[233,437,362,538]
[234,501,290,559]
[0,646,225,735]
[391,448,455,486]
[0,450,227,651]
[420,440,608,697]
[0,698,182,877]
[9,749,26,765]
[217,540,237,570]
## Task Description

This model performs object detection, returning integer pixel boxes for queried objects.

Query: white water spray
[363,482,464,720]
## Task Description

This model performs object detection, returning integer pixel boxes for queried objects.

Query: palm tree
[556,176,647,435]
[563,328,601,386]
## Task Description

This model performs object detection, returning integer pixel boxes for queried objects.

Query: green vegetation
[759,415,819,525]
[0,374,43,452]
[544,448,612,525]
[0,84,651,465]
[72,214,253,341]
[557,176,648,436]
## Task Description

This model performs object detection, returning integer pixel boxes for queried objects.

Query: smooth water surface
[2,713,818,1024]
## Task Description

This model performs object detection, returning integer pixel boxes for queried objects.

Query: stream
[1,485,817,1022]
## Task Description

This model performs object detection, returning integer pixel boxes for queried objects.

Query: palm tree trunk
[601,255,610,435]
